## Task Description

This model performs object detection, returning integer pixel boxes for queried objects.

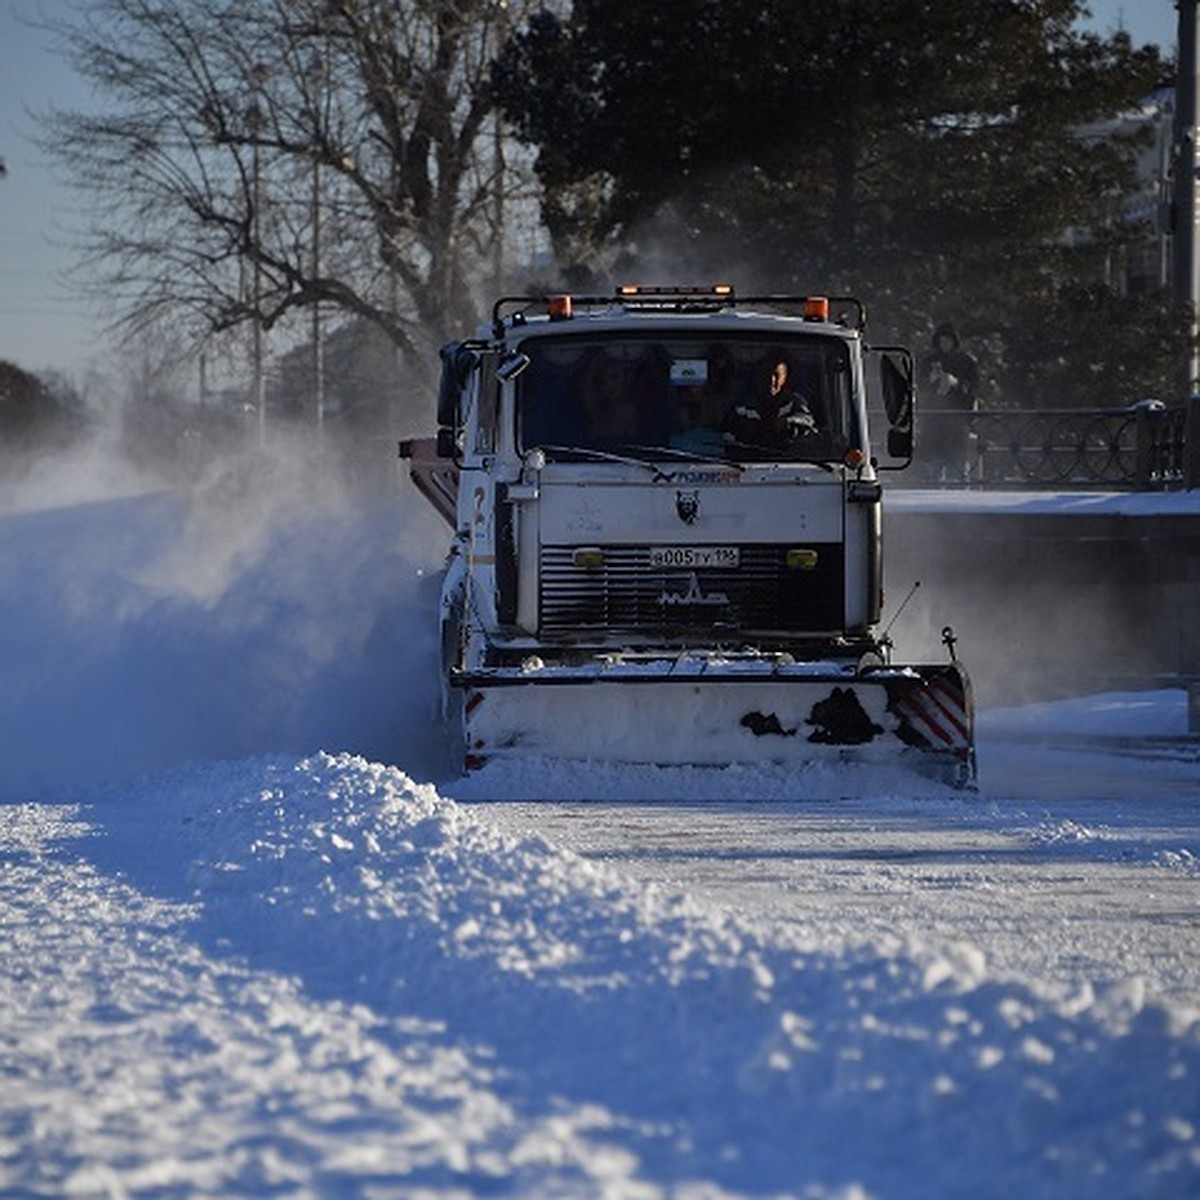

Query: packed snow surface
[1,468,1198,1198]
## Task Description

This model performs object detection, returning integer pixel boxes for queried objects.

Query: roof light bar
[617,284,735,298]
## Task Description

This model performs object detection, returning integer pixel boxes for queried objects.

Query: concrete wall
[883,506,1200,708]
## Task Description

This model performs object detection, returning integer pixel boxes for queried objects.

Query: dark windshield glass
[517,333,852,462]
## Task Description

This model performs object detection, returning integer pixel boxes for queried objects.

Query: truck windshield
[517,333,853,463]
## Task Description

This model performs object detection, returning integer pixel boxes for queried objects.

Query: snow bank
[13,752,1180,1198]
[981,688,1190,738]
[888,487,1200,516]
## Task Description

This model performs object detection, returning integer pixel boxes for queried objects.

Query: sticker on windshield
[669,359,708,386]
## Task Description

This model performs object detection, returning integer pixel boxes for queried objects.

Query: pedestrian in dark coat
[919,323,979,481]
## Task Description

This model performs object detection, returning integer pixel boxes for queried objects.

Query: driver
[729,358,818,450]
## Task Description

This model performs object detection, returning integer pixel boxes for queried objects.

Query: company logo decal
[668,470,739,485]
[675,490,699,524]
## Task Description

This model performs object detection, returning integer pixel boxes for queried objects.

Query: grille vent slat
[539,545,843,637]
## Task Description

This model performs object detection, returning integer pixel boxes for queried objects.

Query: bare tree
[38,0,538,383]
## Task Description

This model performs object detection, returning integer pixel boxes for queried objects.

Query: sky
[0,1,1184,380]
[0,2,99,378]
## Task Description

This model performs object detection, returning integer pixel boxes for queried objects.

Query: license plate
[649,545,740,569]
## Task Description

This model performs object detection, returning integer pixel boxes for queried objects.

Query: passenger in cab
[580,353,639,443]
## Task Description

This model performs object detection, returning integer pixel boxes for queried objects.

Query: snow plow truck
[401,285,976,787]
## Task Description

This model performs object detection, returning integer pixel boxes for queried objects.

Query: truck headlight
[573,547,605,570]
[786,548,819,570]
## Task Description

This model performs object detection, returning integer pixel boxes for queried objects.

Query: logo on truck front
[659,573,730,608]
[676,490,699,524]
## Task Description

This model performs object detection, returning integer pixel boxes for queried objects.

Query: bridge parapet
[906,396,1200,490]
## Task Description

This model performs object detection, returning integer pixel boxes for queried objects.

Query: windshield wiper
[613,444,746,474]
[532,444,675,482]
[532,442,754,478]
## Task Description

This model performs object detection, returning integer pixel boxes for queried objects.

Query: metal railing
[909,396,1200,489]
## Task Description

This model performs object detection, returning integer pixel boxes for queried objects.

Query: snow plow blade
[452,656,976,789]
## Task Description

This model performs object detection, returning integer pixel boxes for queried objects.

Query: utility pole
[306,48,326,437]
[247,62,270,447]
[253,130,266,447]
[492,107,505,295]
[492,4,509,296]
[311,148,324,437]
[1173,0,1200,390]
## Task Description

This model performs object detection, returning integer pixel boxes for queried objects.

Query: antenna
[883,580,921,638]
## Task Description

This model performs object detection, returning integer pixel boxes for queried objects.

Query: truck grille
[539,545,844,638]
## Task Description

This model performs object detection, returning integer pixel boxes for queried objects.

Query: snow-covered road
[458,724,1200,1012]
[1,477,1198,1197]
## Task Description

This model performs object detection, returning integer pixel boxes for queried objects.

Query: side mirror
[436,342,478,427]
[881,353,913,427]
[871,347,915,470]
